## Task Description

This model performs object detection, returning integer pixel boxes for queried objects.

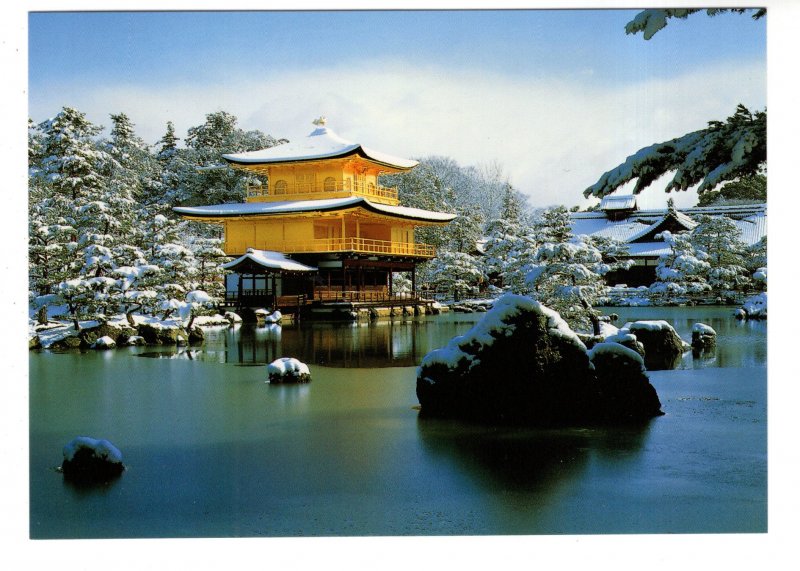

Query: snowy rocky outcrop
[267,357,311,384]
[691,323,717,353]
[736,292,767,320]
[224,311,243,324]
[256,309,282,324]
[415,294,662,425]
[621,321,688,370]
[61,436,125,483]
[93,335,116,349]
[137,322,185,345]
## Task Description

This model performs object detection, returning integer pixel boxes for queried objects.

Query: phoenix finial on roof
[312,116,327,126]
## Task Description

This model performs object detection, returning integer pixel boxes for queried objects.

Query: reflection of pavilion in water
[214,321,427,368]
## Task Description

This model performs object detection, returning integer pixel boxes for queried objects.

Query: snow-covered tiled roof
[221,249,317,272]
[625,209,698,243]
[571,217,650,243]
[174,196,456,223]
[599,194,637,210]
[222,123,418,170]
[570,203,766,248]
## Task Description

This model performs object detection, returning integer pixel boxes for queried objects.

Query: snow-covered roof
[625,209,698,243]
[599,194,637,211]
[222,123,418,170]
[570,203,766,252]
[174,196,456,224]
[221,249,317,273]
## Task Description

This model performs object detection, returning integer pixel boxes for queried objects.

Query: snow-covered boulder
[224,311,243,324]
[61,436,125,483]
[588,342,663,421]
[188,325,205,345]
[29,335,41,350]
[622,321,687,370]
[93,336,116,350]
[124,335,146,346]
[137,322,185,345]
[604,331,646,360]
[78,322,137,347]
[255,309,282,324]
[267,357,311,384]
[416,294,662,425]
[691,323,717,352]
[738,292,767,320]
[48,334,83,351]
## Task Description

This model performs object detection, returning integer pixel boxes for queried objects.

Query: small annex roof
[173,196,457,224]
[222,118,418,171]
[221,249,317,273]
[599,194,637,211]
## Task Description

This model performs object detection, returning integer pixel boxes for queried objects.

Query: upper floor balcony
[246,179,400,205]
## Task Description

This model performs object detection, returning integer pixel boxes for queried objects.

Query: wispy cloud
[29,57,765,208]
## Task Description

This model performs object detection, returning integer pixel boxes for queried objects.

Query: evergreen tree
[690,215,750,296]
[648,231,711,303]
[181,111,283,205]
[425,250,485,301]
[696,173,766,206]
[525,206,613,333]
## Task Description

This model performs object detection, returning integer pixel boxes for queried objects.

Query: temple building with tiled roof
[174,118,455,311]
[571,195,766,286]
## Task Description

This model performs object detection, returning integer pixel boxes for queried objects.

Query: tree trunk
[126,304,141,328]
[37,305,48,325]
[577,292,601,336]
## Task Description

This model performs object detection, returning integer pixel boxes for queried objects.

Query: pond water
[29,307,766,538]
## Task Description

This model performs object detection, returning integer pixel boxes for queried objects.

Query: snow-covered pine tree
[690,214,750,298]
[525,206,615,334]
[424,250,485,302]
[587,9,766,199]
[648,230,711,304]
[181,111,284,206]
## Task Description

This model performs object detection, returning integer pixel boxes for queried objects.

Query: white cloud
[29,57,765,208]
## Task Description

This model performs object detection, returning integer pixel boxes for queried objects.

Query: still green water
[29,307,766,537]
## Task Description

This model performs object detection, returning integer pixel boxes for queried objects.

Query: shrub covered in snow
[61,436,125,483]
[416,293,662,425]
[738,292,767,320]
[267,357,311,383]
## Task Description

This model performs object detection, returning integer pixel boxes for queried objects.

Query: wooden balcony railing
[268,237,435,258]
[246,180,399,203]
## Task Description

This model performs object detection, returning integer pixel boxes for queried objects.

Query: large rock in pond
[416,294,662,425]
[621,321,687,370]
[61,436,125,483]
[588,342,663,421]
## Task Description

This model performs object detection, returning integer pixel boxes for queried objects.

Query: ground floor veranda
[223,256,426,311]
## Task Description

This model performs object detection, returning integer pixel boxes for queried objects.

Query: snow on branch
[584,105,766,199]
[625,8,766,40]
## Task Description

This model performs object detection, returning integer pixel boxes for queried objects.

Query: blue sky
[27,8,767,208]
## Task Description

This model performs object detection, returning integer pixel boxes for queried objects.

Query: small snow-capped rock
[267,357,311,383]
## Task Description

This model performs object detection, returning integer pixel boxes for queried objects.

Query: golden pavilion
[174,118,455,313]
